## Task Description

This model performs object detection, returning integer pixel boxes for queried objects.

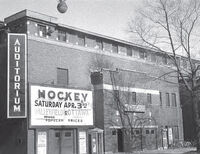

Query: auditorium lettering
[7,33,27,118]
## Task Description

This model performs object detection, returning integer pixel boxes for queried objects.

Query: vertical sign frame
[7,33,27,118]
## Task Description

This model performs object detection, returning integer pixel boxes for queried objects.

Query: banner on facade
[7,33,27,118]
[30,85,93,126]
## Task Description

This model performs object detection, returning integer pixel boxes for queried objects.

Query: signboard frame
[29,84,93,127]
[7,33,27,118]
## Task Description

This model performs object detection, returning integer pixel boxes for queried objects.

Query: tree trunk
[192,92,200,152]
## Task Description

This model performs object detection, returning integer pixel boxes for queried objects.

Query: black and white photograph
[0,0,200,154]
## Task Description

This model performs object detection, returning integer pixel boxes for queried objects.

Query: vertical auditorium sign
[7,33,27,118]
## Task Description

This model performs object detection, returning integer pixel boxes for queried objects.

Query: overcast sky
[0,0,142,41]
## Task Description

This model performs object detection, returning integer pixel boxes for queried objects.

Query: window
[77,34,85,46]
[96,39,103,50]
[182,59,187,68]
[38,24,47,37]
[139,51,147,59]
[167,58,174,66]
[0,31,6,44]
[57,30,66,41]
[55,132,60,138]
[132,92,136,105]
[103,41,112,52]
[118,45,126,55]
[65,132,71,137]
[166,93,170,106]
[159,92,162,106]
[85,36,95,48]
[57,68,69,85]
[146,130,150,134]
[127,47,132,56]
[147,93,152,104]
[176,57,181,66]
[68,31,77,44]
[114,90,119,102]
[131,129,140,136]
[171,93,177,107]
[132,49,139,58]
[130,129,140,138]
[112,130,116,135]
[139,51,144,59]
[151,53,156,62]
[135,129,140,135]
[162,56,167,64]
[151,130,155,134]
[112,43,118,53]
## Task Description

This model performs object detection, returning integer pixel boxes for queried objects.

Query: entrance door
[143,128,157,150]
[48,129,76,154]
[117,129,124,152]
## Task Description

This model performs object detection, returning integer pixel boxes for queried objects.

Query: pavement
[130,148,198,154]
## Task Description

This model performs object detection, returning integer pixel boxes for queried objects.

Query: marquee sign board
[30,85,93,126]
[7,33,27,118]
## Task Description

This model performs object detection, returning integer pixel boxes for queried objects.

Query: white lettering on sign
[14,38,21,112]
[7,33,27,118]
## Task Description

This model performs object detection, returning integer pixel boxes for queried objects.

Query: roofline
[3,9,200,61]
[4,9,57,24]
[58,23,172,55]
[4,10,166,55]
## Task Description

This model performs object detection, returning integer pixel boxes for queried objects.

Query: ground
[130,148,198,154]
[110,148,199,154]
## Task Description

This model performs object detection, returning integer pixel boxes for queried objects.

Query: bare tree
[128,0,200,151]
[107,70,157,151]
[90,54,157,151]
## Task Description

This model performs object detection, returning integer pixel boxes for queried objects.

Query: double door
[48,129,76,154]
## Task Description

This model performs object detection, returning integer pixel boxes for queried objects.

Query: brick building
[0,10,186,154]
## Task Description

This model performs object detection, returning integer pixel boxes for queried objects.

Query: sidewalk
[130,147,197,154]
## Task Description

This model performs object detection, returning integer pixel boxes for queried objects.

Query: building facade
[0,10,186,154]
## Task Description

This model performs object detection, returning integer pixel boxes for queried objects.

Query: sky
[0,0,141,41]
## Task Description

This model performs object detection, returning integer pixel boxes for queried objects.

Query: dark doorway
[88,134,92,154]
[117,129,124,152]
